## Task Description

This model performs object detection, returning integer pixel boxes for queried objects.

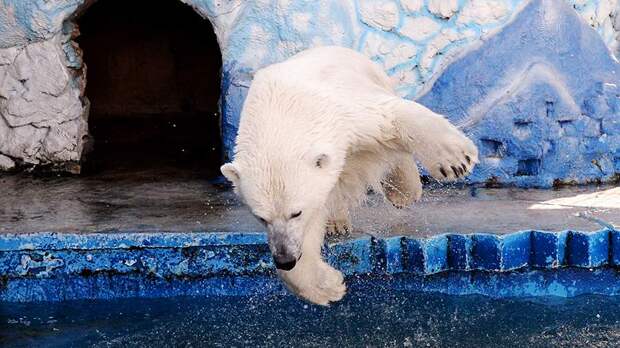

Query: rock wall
[420,0,620,187]
[0,31,86,171]
[0,0,619,186]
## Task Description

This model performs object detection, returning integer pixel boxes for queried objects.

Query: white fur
[221,46,478,305]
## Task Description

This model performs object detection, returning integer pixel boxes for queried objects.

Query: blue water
[3,289,620,347]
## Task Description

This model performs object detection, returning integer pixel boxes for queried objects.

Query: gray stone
[0,154,15,170]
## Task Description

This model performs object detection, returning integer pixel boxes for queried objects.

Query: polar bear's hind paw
[326,219,351,236]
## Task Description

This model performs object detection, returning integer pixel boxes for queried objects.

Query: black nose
[274,256,297,271]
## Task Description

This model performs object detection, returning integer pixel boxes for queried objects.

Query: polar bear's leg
[326,212,350,236]
[381,154,422,208]
[385,98,479,181]
[325,194,351,236]
[277,210,346,305]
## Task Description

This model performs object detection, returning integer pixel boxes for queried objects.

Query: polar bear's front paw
[279,261,347,306]
[419,129,479,181]
[297,265,347,306]
[326,219,351,236]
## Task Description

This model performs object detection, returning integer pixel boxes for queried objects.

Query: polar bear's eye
[290,211,302,219]
[254,215,268,225]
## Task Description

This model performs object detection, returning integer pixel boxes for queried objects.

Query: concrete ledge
[1,230,619,302]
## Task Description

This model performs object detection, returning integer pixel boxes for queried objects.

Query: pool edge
[1,229,619,302]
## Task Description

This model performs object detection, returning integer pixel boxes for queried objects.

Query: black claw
[451,166,459,177]
[461,163,467,173]
[440,167,448,177]
[465,155,471,164]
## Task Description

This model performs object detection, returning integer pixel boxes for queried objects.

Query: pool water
[3,287,620,348]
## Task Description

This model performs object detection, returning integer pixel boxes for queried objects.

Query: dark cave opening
[76,0,223,178]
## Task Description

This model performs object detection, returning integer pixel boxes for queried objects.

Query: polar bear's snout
[273,254,298,271]
[268,221,303,271]
[271,243,301,271]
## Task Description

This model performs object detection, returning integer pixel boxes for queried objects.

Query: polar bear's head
[221,148,341,271]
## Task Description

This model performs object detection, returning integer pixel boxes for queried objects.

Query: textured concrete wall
[420,0,620,186]
[0,0,619,186]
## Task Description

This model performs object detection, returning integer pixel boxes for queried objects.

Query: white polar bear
[221,46,478,305]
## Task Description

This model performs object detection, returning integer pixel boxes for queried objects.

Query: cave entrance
[76,0,222,178]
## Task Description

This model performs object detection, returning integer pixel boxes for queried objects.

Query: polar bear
[221,46,478,305]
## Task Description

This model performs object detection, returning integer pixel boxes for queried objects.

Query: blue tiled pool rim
[2,229,620,302]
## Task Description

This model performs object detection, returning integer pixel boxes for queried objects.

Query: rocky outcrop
[0,32,87,169]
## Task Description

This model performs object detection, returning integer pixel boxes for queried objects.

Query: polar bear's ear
[314,154,330,169]
[220,163,240,184]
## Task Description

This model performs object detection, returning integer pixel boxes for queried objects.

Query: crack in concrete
[576,211,616,230]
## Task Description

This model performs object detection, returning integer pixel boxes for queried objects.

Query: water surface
[3,289,619,347]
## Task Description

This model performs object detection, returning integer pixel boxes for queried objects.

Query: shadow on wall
[76,0,223,178]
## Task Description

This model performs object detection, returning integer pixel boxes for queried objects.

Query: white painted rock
[0,34,86,165]
[400,0,424,13]
[458,0,510,26]
[359,0,400,31]
[399,16,440,41]
[428,0,459,19]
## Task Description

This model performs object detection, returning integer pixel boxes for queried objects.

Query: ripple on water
[2,288,620,347]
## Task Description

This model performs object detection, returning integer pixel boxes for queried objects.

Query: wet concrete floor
[1,169,619,238]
